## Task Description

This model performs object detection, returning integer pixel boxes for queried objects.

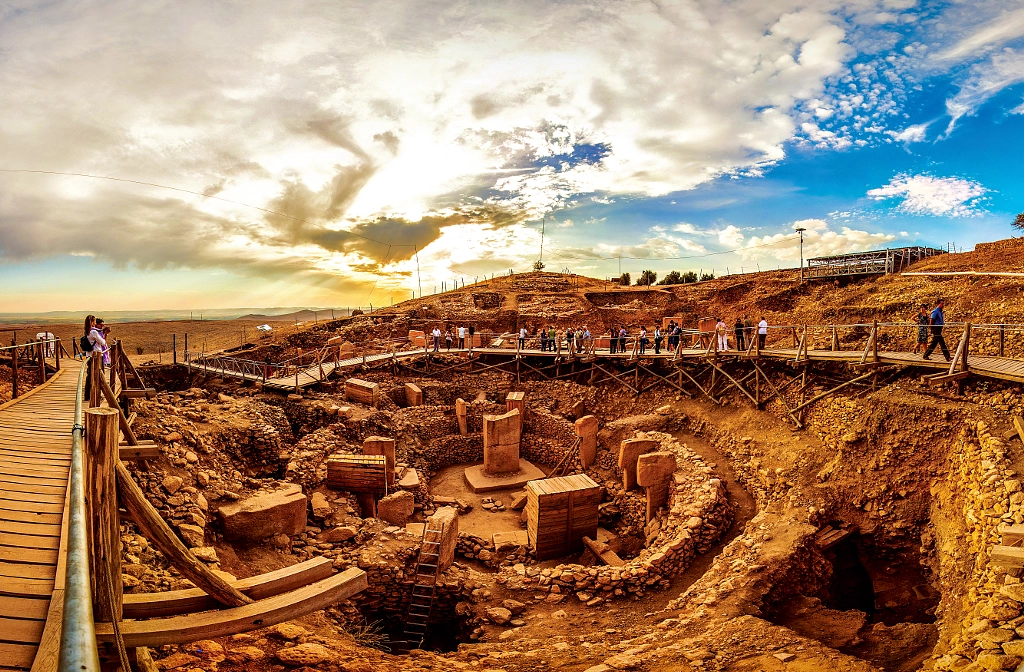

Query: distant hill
[0,307,341,326]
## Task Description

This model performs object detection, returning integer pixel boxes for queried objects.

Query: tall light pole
[795,227,806,283]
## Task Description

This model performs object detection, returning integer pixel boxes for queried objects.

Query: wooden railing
[0,336,68,399]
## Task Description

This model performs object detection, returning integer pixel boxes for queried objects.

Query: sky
[1,0,1023,312]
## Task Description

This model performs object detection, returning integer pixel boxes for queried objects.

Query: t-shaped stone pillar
[575,415,599,468]
[425,506,458,574]
[455,398,468,436]
[362,436,396,486]
[506,392,526,430]
[618,438,658,490]
[483,408,522,474]
[637,451,677,522]
[404,383,423,406]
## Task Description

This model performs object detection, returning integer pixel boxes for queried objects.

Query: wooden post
[117,341,129,391]
[831,325,839,352]
[1000,325,1006,358]
[89,353,103,409]
[85,408,122,622]
[10,339,18,399]
[184,333,188,359]
[172,334,177,365]
[872,320,879,363]
[37,341,47,383]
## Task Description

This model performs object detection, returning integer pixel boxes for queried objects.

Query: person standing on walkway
[468,324,475,349]
[757,316,768,350]
[458,325,466,349]
[582,326,591,353]
[923,298,951,361]
[619,326,628,354]
[654,326,663,354]
[88,317,108,365]
[743,314,754,350]
[431,326,441,352]
[80,315,96,357]
[445,328,453,350]
[716,318,729,351]
[519,326,527,350]
[639,327,648,354]
[609,326,617,354]
[914,305,929,354]
[540,328,548,352]
[734,316,746,351]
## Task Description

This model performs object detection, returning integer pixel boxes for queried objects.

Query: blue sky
[0,0,1022,311]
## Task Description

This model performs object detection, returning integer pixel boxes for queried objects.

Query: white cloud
[866,174,989,217]
[718,225,745,247]
[556,218,575,228]
[944,49,1024,134]
[887,122,930,143]
[738,218,897,262]
[937,8,1024,61]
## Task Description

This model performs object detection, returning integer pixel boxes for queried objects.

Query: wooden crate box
[526,474,601,561]
[326,454,387,493]
[345,378,378,406]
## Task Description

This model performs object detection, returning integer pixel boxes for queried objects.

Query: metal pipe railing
[58,356,101,672]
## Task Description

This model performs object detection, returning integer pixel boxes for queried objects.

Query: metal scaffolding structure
[805,246,945,280]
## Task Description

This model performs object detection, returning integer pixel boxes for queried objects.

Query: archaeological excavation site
[5,239,1024,672]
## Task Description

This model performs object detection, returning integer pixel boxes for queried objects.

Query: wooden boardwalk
[0,362,79,671]
[182,340,1024,390]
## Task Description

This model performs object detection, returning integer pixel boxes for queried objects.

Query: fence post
[10,339,18,399]
[173,334,177,365]
[55,338,61,371]
[85,407,122,623]
[1000,324,1006,358]
[37,342,46,383]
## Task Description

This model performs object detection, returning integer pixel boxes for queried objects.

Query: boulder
[310,492,332,519]
[275,643,332,666]
[485,606,512,625]
[317,526,357,543]
[162,475,184,495]
[177,523,205,548]
[376,490,415,526]
[218,483,307,541]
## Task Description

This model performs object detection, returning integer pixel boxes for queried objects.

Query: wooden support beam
[637,365,692,398]
[924,371,970,386]
[751,361,803,429]
[85,408,122,622]
[98,368,139,445]
[120,389,157,399]
[675,365,719,405]
[859,323,877,365]
[948,323,971,375]
[1015,417,1024,446]
[592,364,640,394]
[706,361,759,407]
[95,568,368,648]
[791,371,877,413]
[119,441,160,461]
[122,557,334,619]
[116,461,252,608]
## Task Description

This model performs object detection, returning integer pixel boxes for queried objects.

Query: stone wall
[930,422,1024,671]
[975,237,1024,254]
[498,431,732,604]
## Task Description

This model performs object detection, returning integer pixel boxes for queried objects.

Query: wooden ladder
[397,524,445,651]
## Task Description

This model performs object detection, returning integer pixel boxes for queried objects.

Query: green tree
[1014,212,1024,231]
[658,270,682,285]
[637,269,657,286]
[699,271,715,282]
[619,272,631,285]
[533,259,546,271]
[681,271,698,283]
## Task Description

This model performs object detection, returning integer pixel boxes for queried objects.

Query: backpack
[80,335,93,353]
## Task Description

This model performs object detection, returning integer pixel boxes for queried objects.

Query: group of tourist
[81,314,112,365]
[431,324,477,352]
[713,315,768,352]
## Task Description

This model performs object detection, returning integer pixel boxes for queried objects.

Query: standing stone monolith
[362,436,396,486]
[456,398,468,436]
[637,451,677,521]
[618,438,658,490]
[575,415,599,468]
[484,408,521,474]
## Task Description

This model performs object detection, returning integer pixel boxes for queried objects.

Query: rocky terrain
[58,237,1024,671]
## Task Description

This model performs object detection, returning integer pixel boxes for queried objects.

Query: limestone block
[362,436,396,486]
[427,506,459,573]
[456,398,468,436]
[397,467,420,490]
[310,492,332,519]
[483,408,522,474]
[345,378,379,406]
[177,523,205,548]
[405,383,423,406]
[218,484,307,541]
[575,415,599,468]
[618,438,658,490]
[408,330,426,348]
[376,490,415,526]
[637,451,677,521]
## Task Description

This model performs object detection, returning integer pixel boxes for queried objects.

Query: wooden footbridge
[0,339,368,671]
[184,321,1024,428]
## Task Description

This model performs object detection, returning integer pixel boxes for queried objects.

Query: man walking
[922,298,951,361]
[734,316,745,351]
[757,317,768,350]
[609,326,617,354]
[458,325,466,349]
[518,326,527,350]
[431,326,441,352]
